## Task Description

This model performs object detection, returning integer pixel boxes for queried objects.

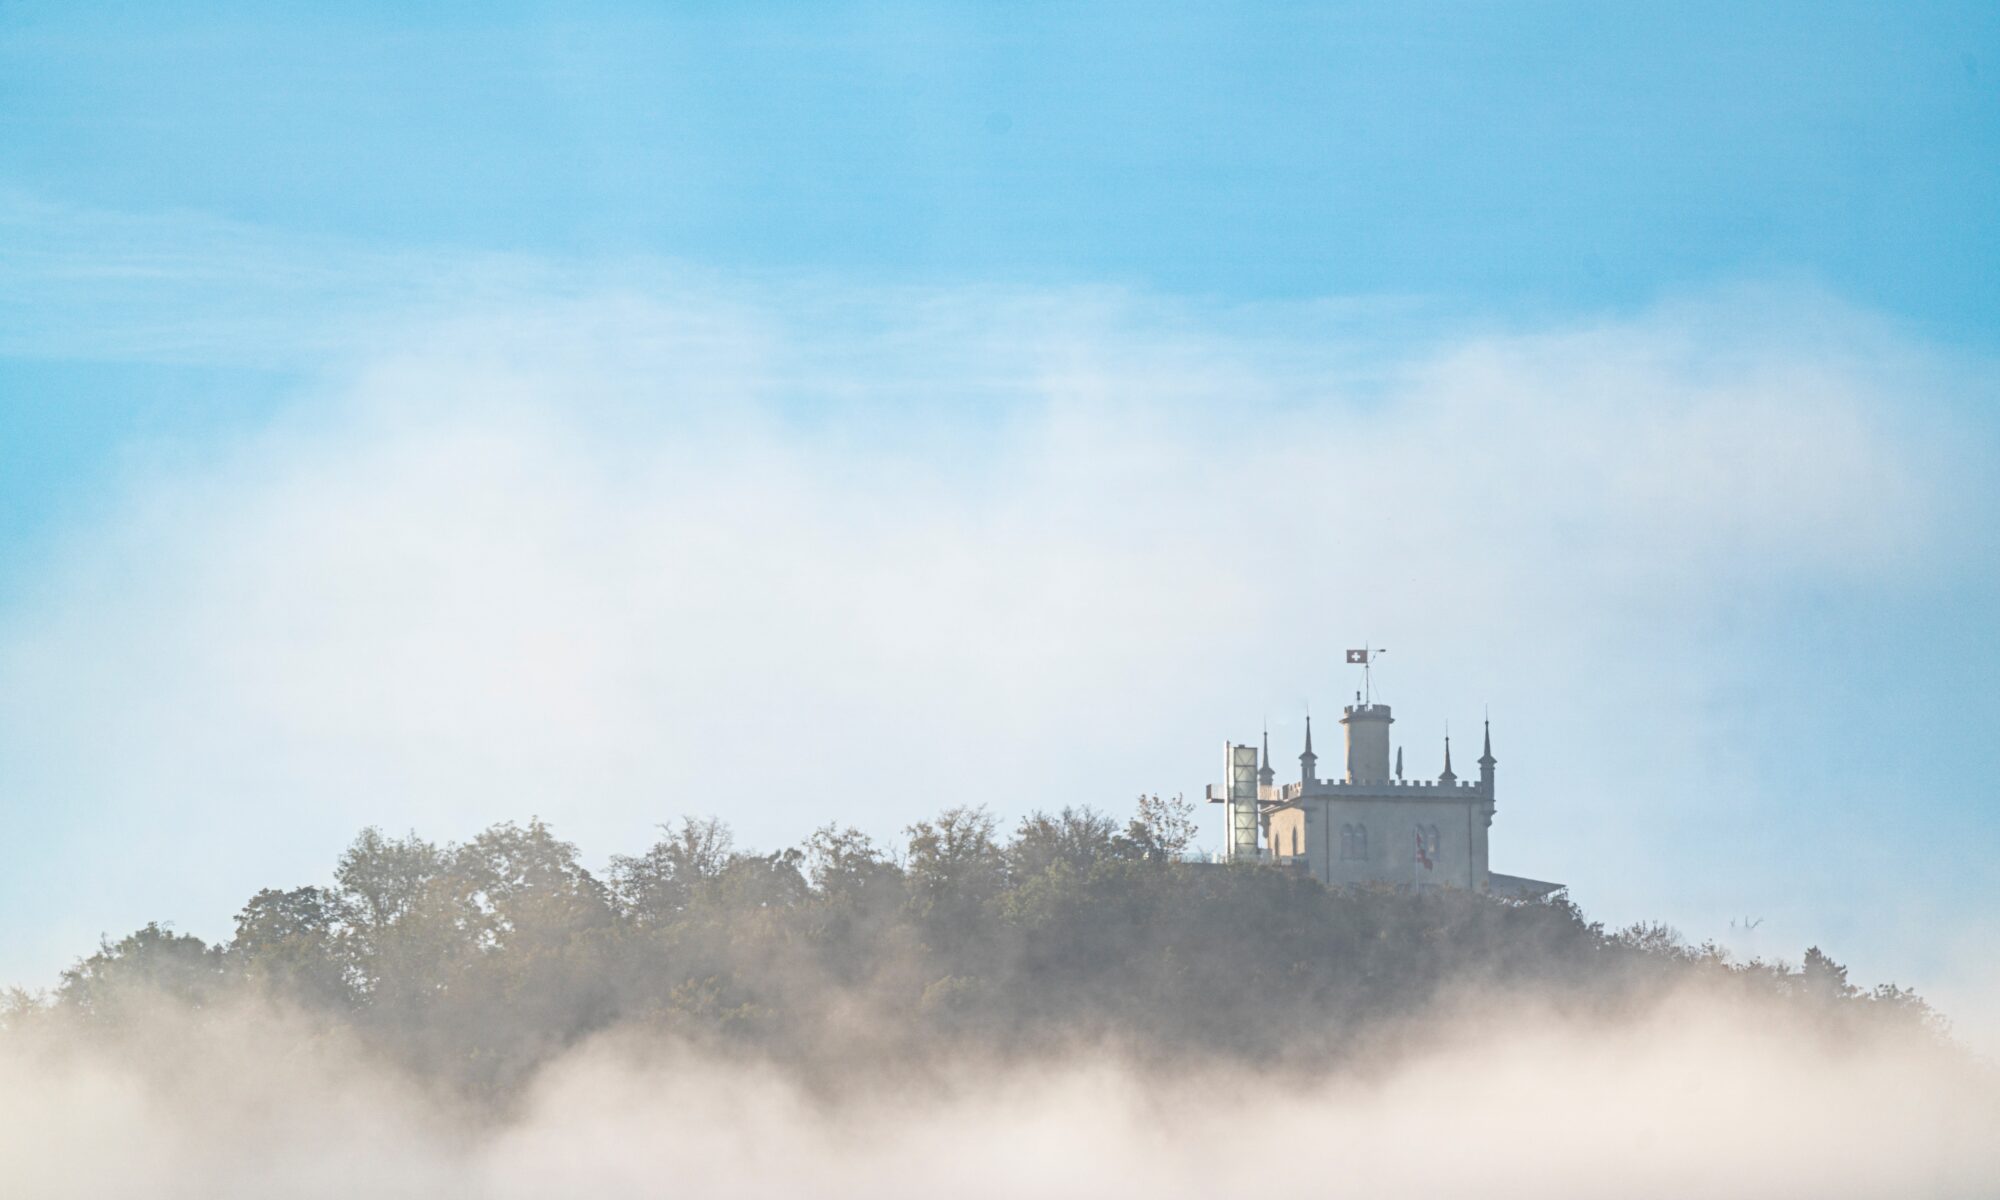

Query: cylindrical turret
[1341,703,1394,783]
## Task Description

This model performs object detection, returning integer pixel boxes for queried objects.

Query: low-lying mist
[4,800,1994,1197]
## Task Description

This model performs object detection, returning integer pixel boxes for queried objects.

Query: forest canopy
[5,796,1946,1097]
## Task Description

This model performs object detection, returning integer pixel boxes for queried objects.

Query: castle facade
[1211,696,1560,900]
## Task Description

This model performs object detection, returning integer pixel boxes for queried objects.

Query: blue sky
[6,3,1997,315]
[2,3,1998,1033]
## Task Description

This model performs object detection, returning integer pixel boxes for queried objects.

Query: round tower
[1341,703,1394,784]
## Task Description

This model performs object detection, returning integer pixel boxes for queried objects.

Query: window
[1340,823,1369,861]
[1414,823,1441,864]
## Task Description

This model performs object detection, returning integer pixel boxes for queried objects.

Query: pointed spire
[1439,733,1457,784]
[1395,746,1404,781]
[1258,725,1276,786]
[1299,713,1318,783]
[1478,717,1496,791]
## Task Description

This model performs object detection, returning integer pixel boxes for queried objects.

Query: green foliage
[230,886,350,1007]
[59,923,226,1018]
[1801,945,1856,1000]
[1010,806,1128,878]
[903,805,1006,943]
[1126,793,1199,862]
[0,987,48,1033]
[606,816,733,926]
[37,797,1949,1094]
[802,824,898,900]
[335,827,445,933]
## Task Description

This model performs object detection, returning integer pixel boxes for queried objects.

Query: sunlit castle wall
[1262,700,1500,894]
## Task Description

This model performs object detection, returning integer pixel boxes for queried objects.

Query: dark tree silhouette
[18,798,1947,1095]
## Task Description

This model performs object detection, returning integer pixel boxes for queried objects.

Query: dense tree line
[5,796,1943,1095]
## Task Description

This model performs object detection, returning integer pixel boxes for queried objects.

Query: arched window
[1413,824,1441,869]
[1340,824,1368,861]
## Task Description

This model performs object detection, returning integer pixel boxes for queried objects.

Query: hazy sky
[1,3,1997,1030]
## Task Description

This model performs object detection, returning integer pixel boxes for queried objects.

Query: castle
[1208,668,1561,900]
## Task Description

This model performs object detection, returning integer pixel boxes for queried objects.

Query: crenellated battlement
[1215,680,1538,894]
[1275,776,1492,805]
[1320,777,1487,790]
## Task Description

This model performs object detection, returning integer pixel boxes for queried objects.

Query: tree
[1009,806,1125,879]
[906,807,1004,900]
[904,806,1005,937]
[0,987,46,1033]
[453,818,613,949]
[702,850,811,912]
[335,828,445,934]
[18,808,1956,1094]
[233,886,341,948]
[1801,946,1855,1001]
[607,816,733,926]
[803,824,900,900]
[440,820,621,1084]
[59,924,225,1018]
[230,886,351,1007]
[1125,792,1198,862]
[331,828,455,1010]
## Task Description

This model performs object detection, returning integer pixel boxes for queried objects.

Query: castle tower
[1341,702,1394,784]
[1211,674,1556,900]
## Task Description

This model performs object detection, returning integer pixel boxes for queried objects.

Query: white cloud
[0,280,1988,1013]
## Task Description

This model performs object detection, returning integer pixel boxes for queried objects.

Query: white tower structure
[1341,703,1393,784]
[1220,742,1261,863]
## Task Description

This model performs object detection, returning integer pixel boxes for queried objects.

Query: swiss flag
[1346,649,1368,663]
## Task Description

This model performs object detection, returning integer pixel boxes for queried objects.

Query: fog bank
[3,986,1992,1199]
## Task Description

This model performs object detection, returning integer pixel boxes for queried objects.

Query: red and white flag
[1346,648,1368,664]
[1414,829,1433,871]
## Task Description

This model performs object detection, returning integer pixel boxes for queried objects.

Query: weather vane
[1345,645,1386,705]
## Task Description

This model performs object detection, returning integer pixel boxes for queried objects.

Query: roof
[1487,872,1565,901]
